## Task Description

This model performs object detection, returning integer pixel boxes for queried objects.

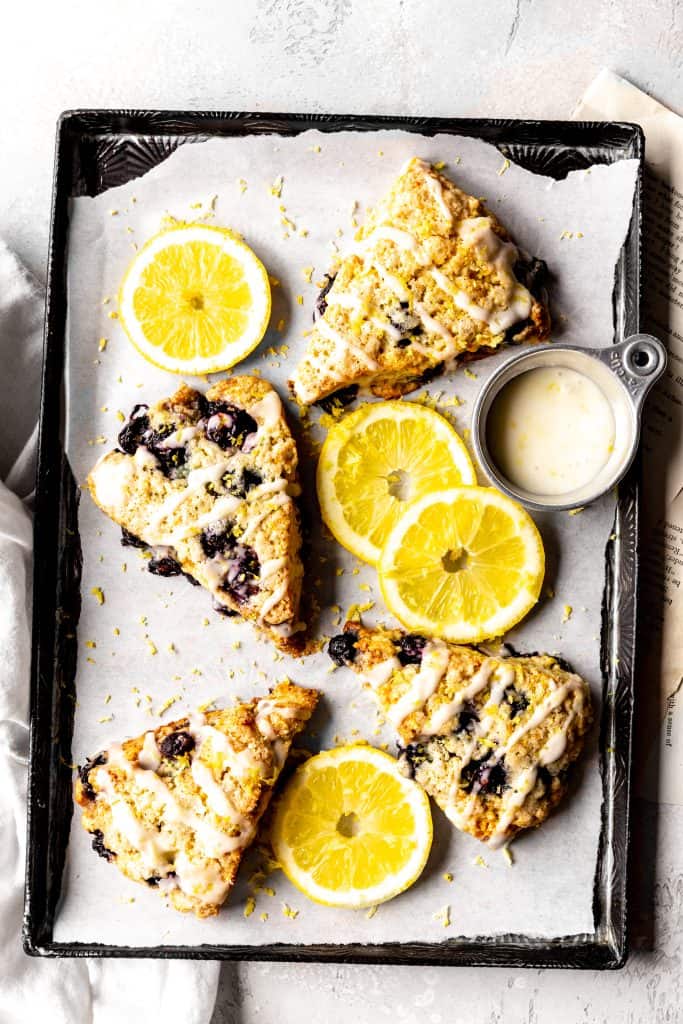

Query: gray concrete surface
[3,1,682,1021]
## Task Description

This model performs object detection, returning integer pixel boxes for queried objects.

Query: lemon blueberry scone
[88,376,305,651]
[289,156,551,407]
[328,623,592,848]
[74,681,319,917]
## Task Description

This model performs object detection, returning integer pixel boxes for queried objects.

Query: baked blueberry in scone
[289,157,551,406]
[74,681,319,917]
[328,623,592,849]
[88,376,306,652]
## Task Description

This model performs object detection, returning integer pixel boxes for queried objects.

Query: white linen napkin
[0,239,220,1023]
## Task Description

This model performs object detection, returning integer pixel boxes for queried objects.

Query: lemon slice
[379,486,545,642]
[316,401,477,565]
[271,745,433,908]
[118,224,271,374]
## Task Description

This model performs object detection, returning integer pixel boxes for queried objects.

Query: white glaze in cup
[472,334,667,511]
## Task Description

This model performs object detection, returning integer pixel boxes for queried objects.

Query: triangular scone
[75,681,318,917]
[88,376,305,652]
[289,157,550,406]
[328,623,592,849]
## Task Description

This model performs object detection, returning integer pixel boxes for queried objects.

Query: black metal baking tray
[23,111,643,967]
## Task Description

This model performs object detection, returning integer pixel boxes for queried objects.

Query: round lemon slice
[271,745,433,909]
[316,401,477,565]
[379,486,545,643]
[118,224,271,375]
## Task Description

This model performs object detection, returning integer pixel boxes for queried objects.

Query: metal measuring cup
[471,334,668,512]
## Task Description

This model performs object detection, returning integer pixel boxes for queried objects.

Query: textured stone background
[4,1,682,1021]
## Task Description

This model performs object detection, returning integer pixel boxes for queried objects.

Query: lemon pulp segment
[271,745,433,908]
[317,401,476,565]
[118,224,271,375]
[379,486,545,642]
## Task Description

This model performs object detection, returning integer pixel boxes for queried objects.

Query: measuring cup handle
[595,334,668,409]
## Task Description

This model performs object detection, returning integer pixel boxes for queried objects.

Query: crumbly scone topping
[75,681,318,917]
[88,376,305,651]
[289,157,550,405]
[328,623,592,848]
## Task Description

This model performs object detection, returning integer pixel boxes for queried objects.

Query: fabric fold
[0,237,220,1024]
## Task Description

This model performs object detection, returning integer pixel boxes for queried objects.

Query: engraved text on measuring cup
[608,350,639,391]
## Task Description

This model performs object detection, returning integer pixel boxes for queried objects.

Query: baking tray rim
[23,109,643,968]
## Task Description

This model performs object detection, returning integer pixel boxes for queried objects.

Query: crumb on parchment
[433,905,451,927]
[157,694,182,716]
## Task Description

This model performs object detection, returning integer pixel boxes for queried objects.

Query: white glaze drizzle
[238,492,291,543]
[371,315,403,341]
[133,447,159,469]
[412,300,456,349]
[316,316,379,371]
[190,757,243,820]
[370,259,410,301]
[294,162,534,404]
[422,169,453,224]
[94,767,172,873]
[260,556,288,582]
[137,731,161,772]
[272,738,288,769]
[357,241,457,359]
[486,707,578,850]
[190,496,243,533]
[538,727,569,766]
[251,477,289,500]
[326,290,365,313]
[420,659,496,736]
[254,698,304,741]
[90,455,136,513]
[154,425,201,449]
[96,742,252,861]
[456,219,532,330]
[141,466,289,553]
[269,619,298,639]
[201,555,230,590]
[356,211,528,344]
[248,390,283,430]
[494,678,583,763]
[187,712,265,783]
[258,580,289,624]
[141,460,238,541]
[366,645,586,845]
[355,225,429,261]
[385,641,451,728]
[486,765,539,849]
[439,665,585,844]
[484,663,517,710]
[360,656,402,691]
[173,850,232,905]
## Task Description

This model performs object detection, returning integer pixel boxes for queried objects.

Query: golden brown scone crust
[75,681,318,917]
[331,622,592,847]
[87,376,306,653]
[289,157,550,406]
